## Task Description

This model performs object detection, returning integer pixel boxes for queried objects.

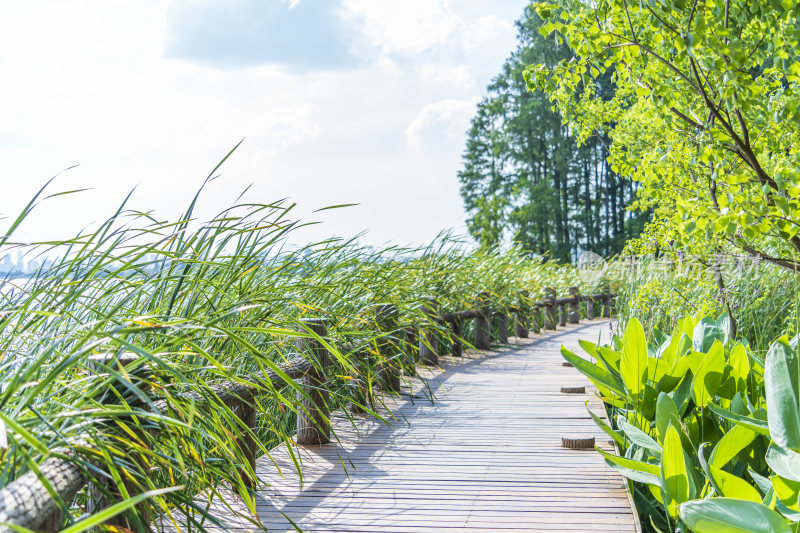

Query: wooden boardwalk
[185,319,639,532]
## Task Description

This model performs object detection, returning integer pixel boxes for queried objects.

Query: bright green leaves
[662,425,690,517]
[680,498,792,533]
[621,318,648,402]
[655,392,681,444]
[710,424,758,469]
[692,340,726,408]
[765,338,800,450]
[766,444,800,483]
[525,0,800,271]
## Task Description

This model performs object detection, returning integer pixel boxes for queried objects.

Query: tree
[459,6,647,261]
[525,0,800,270]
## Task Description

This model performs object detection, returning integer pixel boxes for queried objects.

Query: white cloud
[342,0,460,55]
[463,15,513,52]
[405,98,478,149]
[417,64,474,88]
[0,0,528,247]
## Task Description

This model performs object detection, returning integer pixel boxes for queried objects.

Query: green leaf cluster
[565,315,800,531]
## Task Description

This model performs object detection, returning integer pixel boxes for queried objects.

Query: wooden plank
[159,320,639,532]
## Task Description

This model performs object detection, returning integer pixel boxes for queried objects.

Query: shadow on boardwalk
[160,319,638,533]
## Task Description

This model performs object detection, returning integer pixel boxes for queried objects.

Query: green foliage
[565,311,800,531]
[524,0,800,271]
[459,5,647,260]
[0,168,618,529]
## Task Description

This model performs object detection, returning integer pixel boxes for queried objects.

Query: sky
[0,0,529,249]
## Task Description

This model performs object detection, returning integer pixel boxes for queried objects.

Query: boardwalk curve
[188,319,639,532]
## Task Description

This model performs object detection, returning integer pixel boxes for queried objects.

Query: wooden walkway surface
[188,319,639,532]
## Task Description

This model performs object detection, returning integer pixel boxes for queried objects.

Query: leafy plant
[564,314,800,531]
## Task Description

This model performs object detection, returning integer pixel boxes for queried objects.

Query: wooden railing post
[235,399,258,489]
[450,317,464,357]
[602,288,612,318]
[419,298,439,365]
[586,295,595,319]
[558,298,567,327]
[376,304,400,391]
[86,353,153,530]
[544,287,556,330]
[532,305,541,334]
[515,290,529,338]
[568,286,580,324]
[475,292,491,349]
[497,311,509,344]
[296,318,330,445]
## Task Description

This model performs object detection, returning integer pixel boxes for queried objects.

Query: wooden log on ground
[296,318,330,445]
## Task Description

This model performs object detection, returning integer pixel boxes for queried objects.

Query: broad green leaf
[709,467,762,502]
[692,340,725,407]
[766,444,800,483]
[587,405,625,448]
[618,416,662,454]
[729,343,750,391]
[662,425,690,517]
[621,317,648,401]
[693,317,726,352]
[710,424,758,468]
[578,339,598,358]
[680,498,791,533]
[765,338,800,450]
[708,403,771,436]
[597,448,661,486]
[561,346,625,397]
[655,392,680,444]
[771,475,800,510]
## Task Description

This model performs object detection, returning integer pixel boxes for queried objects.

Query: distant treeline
[458,6,648,262]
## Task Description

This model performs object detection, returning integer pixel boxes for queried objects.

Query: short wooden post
[419,298,439,366]
[586,296,594,319]
[348,350,369,414]
[497,312,509,344]
[402,325,418,373]
[568,286,580,324]
[235,399,258,489]
[451,317,464,357]
[515,290,529,338]
[603,291,612,318]
[532,305,541,334]
[543,287,556,330]
[376,304,400,391]
[86,353,153,529]
[475,292,491,349]
[296,318,330,445]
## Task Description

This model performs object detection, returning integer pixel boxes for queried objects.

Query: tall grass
[609,254,800,352]
[0,171,603,531]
